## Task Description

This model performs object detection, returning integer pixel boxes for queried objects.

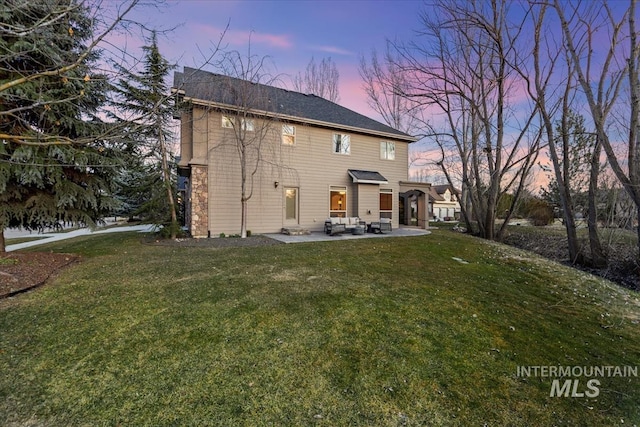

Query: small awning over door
[348,169,388,185]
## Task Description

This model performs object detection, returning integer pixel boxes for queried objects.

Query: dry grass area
[502,224,640,291]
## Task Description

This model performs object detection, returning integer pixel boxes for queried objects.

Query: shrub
[158,222,187,239]
[525,199,554,226]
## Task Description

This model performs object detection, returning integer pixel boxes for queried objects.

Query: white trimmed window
[329,186,347,217]
[333,134,350,155]
[243,118,255,131]
[221,115,254,131]
[222,115,234,129]
[282,124,295,145]
[380,141,395,160]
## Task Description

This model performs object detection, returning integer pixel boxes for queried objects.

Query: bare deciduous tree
[213,49,285,238]
[385,0,541,240]
[359,45,420,135]
[292,57,340,103]
[523,1,589,264]
[554,0,640,259]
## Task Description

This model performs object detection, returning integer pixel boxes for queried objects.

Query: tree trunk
[0,228,5,253]
[241,197,248,238]
[587,140,606,267]
[484,180,499,240]
[484,208,495,240]
[458,186,474,233]
[557,151,582,265]
[240,150,248,238]
[438,157,473,233]
[637,206,640,267]
[158,121,178,240]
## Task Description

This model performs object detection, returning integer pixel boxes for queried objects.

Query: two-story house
[430,184,462,221]
[173,67,429,237]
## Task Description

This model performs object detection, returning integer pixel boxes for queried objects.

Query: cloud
[309,45,353,56]
[192,24,293,49]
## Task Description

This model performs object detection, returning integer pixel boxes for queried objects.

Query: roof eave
[180,96,418,143]
[353,179,389,185]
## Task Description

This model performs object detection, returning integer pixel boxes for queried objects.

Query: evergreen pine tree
[111,31,179,238]
[0,0,121,251]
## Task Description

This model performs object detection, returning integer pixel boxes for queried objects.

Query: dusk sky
[121,0,425,121]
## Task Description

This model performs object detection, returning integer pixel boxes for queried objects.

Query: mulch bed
[0,236,281,300]
[0,252,79,299]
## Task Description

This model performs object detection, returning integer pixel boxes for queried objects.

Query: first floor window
[282,124,295,145]
[380,189,393,219]
[285,188,298,220]
[330,186,347,217]
[380,141,395,160]
[333,134,350,155]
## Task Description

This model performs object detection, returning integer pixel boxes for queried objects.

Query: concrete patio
[265,227,431,244]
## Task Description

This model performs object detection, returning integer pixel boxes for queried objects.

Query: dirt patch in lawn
[0,252,79,299]
[145,235,284,249]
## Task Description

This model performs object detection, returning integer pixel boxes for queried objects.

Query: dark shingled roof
[428,187,445,201]
[432,184,460,195]
[348,169,389,184]
[173,67,415,141]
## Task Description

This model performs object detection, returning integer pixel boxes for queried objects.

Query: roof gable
[433,184,461,195]
[428,187,445,201]
[173,67,416,142]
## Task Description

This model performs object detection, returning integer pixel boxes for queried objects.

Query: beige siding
[356,184,380,220]
[178,110,193,167]
[191,107,210,164]
[186,109,411,235]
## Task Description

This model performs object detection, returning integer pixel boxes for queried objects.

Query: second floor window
[221,115,234,129]
[380,141,395,160]
[333,134,350,155]
[222,115,254,131]
[282,125,295,145]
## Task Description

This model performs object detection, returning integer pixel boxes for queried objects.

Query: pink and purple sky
[121,0,425,122]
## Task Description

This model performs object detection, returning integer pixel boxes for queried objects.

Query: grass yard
[0,230,638,426]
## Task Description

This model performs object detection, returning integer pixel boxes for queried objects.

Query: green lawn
[1,230,638,426]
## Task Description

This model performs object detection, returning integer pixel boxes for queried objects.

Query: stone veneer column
[189,165,209,238]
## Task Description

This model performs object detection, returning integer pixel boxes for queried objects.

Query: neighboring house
[430,184,461,221]
[173,67,429,237]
